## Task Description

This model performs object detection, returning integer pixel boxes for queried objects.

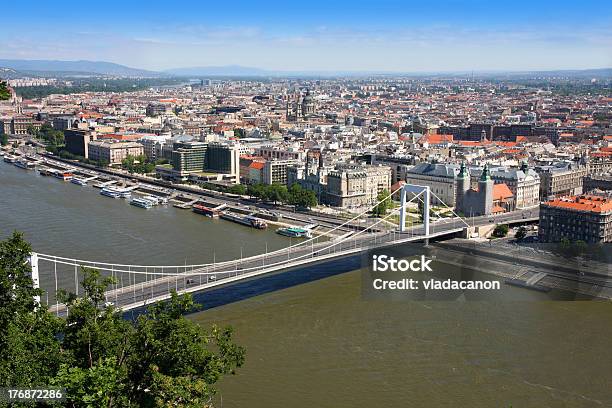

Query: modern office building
[171,141,208,175]
[64,129,97,158]
[262,159,299,185]
[205,142,240,177]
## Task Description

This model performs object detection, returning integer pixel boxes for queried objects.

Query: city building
[536,162,588,200]
[539,195,612,243]
[263,159,299,185]
[490,163,540,209]
[64,129,97,158]
[405,162,459,207]
[87,141,144,165]
[171,141,208,176]
[324,165,391,208]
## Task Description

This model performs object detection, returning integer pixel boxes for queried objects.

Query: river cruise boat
[71,177,88,186]
[100,187,121,198]
[276,226,312,238]
[220,212,268,229]
[192,204,221,218]
[14,159,36,170]
[38,167,55,176]
[130,197,154,209]
[54,171,74,181]
[100,186,132,198]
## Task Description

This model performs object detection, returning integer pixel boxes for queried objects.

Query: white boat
[276,226,312,238]
[142,195,161,205]
[3,155,16,163]
[71,178,88,186]
[14,159,35,170]
[130,197,154,209]
[100,186,131,198]
[100,188,121,199]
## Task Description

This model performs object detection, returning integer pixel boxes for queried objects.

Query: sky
[0,0,610,72]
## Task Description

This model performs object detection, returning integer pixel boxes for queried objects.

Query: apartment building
[539,195,612,243]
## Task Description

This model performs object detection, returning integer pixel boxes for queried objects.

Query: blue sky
[0,0,610,72]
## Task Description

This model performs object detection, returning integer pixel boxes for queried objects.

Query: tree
[0,132,8,146]
[493,224,509,238]
[228,184,247,195]
[247,183,264,199]
[0,81,10,101]
[0,232,65,391]
[515,226,528,241]
[372,189,392,217]
[287,183,317,209]
[0,233,246,407]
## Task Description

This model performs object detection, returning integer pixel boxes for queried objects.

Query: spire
[480,163,491,181]
[458,161,468,178]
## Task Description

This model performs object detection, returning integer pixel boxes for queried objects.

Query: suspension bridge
[27,184,538,316]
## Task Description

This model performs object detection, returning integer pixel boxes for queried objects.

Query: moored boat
[276,226,312,238]
[100,186,131,198]
[193,204,221,218]
[130,197,154,209]
[54,171,74,181]
[14,159,36,170]
[71,177,88,186]
[100,187,121,198]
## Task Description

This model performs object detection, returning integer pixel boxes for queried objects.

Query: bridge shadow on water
[123,254,362,320]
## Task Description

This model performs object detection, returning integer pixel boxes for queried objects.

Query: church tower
[455,162,470,213]
[478,163,494,215]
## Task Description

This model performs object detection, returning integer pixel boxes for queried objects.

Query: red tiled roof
[249,162,265,170]
[543,195,612,213]
[492,205,505,213]
[493,183,513,200]
[420,134,454,144]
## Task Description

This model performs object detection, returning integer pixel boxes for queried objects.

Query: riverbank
[432,239,612,299]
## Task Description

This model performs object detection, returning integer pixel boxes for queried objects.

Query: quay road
[47,210,539,315]
[39,152,381,233]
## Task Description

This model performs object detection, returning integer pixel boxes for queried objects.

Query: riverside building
[539,195,612,243]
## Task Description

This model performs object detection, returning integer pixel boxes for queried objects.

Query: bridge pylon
[399,184,430,242]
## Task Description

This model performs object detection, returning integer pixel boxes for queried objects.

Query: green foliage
[493,224,509,238]
[245,183,317,208]
[0,133,8,146]
[227,184,247,195]
[288,183,317,209]
[13,77,185,99]
[0,81,10,101]
[0,232,64,393]
[372,189,392,217]
[234,128,246,138]
[32,123,65,146]
[515,226,528,241]
[122,154,156,174]
[0,233,245,407]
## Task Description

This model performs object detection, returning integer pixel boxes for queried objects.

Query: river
[1,160,611,407]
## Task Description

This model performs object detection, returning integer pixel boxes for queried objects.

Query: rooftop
[542,195,612,213]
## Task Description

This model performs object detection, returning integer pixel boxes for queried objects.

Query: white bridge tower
[398,184,431,240]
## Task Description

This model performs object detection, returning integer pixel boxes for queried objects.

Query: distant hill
[164,65,270,76]
[0,59,609,79]
[0,59,162,77]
